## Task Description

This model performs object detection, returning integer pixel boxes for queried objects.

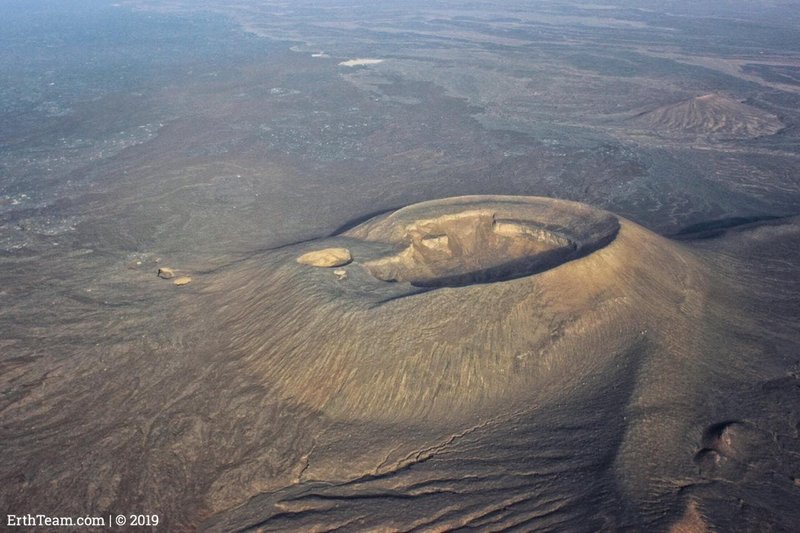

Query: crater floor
[339,196,619,287]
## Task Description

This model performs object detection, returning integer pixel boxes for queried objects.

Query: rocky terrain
[629,93,784,139]
[2,1,800,531]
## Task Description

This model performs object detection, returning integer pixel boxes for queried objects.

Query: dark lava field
[2,1,800,531]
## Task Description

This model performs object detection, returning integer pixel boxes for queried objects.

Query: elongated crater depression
[344,196,620,287]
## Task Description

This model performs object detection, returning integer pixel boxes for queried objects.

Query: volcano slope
[629,93,784,140]
[194,196,800,530]
[3,196,799,531]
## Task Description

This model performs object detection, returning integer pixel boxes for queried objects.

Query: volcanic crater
[211,195,703,424]
[341,196,620,287]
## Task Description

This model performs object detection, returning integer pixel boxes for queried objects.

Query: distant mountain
[631,93,784,138]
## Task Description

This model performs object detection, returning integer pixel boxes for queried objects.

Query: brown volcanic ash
[198,196,800,530]
[195,196,711,524]
[3,196,800,531]
[210,196,640,423]
[630,93,784,138]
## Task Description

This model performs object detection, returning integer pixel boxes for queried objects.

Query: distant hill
[631,93,784,138]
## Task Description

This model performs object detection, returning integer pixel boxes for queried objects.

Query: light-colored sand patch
[669,500,708,533]
[339,58,384,67]
[297,248,353,268]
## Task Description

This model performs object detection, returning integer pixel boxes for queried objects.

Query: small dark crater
[694,448,725,471]
[696,420,768,478]
[701,420,748,457]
